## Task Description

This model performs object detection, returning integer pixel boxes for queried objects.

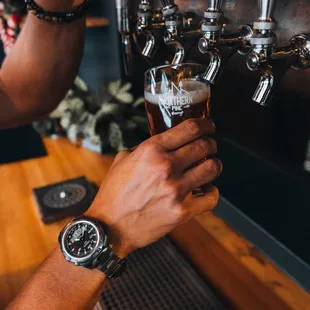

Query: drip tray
[100,237,225,310]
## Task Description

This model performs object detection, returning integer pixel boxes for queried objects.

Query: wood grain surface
[0,137,114,307]
[171,216,310,310]
[0,137,309,309]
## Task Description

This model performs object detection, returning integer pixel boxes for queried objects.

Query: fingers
[154,118,215,151]
[111,151,130,168]
[181,158,222,192]
[168,185,219,225]
[184,185,219,216]
[172,137,217,172]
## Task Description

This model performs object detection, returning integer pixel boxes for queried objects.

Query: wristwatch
[59,216,128,279]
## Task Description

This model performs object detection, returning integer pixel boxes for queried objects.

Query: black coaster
[33,176,98,224]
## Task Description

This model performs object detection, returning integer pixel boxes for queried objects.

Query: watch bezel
[60,217,109,266]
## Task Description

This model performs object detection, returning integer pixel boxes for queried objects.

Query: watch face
[64,221,99,258]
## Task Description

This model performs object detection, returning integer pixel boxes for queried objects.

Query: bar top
[0,137,309,309]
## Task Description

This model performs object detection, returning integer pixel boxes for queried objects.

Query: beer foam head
[145,80,210,105]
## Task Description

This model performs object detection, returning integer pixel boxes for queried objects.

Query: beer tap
[160,0,184,65]
[160,0,202,65]
[246,0,310,106]
[246,0,278,105]
[115,0,134,75]
[136,0,166,59]
[271,34,310,70]
[136,0,155,58]
[198,0,253,84]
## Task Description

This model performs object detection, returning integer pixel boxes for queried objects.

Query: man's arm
[7,248,108,310]
[0,0,85,129]
[7,119,222,310]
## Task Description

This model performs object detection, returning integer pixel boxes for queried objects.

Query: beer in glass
[144,63,211,195]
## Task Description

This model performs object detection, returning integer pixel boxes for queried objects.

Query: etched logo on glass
[158,82,193,116]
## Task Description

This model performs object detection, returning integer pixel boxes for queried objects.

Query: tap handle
[160,0,178,16]
[258,0,277,22]
[208,0,222,11]
[160,0,176,8]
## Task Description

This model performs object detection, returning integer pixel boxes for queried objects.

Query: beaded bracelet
[24,0,92,23]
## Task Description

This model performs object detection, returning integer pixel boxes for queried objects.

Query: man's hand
[87,118,222,257]
[8,118,222,310]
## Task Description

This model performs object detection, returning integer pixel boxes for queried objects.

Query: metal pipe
[181,29,202,40]
[115,0,130,34]
[115,0,134,75]
[208,0,222,11]
[258,0,277,22]
[219,33,243,45]
[271,46,297,60]
[121,35,134,76]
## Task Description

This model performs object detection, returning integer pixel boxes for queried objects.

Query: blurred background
[0,0,310,308]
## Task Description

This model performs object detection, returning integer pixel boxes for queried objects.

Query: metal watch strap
[96,248,128,280]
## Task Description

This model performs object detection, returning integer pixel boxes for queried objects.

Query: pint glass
[144,63,211,195]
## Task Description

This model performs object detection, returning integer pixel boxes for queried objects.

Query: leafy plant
[34,77,149,153]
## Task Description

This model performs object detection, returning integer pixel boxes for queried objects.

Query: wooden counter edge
[86,17,109,28]
[170,212,310,310]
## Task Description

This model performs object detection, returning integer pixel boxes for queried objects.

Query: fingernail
[214,158,223,176]
[208,119,216,130]
[203,136,217,154]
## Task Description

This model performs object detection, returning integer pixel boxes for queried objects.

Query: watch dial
[65,222,98,257]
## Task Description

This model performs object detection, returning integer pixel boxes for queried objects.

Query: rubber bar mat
[100,237,226,310]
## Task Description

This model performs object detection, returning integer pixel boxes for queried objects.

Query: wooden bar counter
[0,137,309,309]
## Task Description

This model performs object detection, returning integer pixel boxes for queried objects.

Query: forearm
[0,0,85,128]
[7,248,107,310]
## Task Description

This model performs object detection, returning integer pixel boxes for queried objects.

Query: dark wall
[129,0,310,173]
[79,0,122,96]
[141,0,310,98]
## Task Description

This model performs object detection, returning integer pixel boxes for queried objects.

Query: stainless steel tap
[160,0,184,65]
[272,34,310,70]
[163,15,185,65]
[198,0,253,84]
[115,0,134,75]
[160,0,202,65]
[247,0,310,106]
[245,0,277,105]
[136,1,158,58]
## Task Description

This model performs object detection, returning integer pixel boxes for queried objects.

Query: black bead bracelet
[24,0,92,23]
